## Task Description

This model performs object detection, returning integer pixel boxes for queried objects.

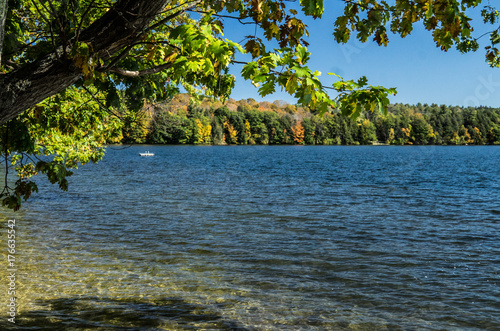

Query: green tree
[263,111,283,144]
[254,123,269,145]
[358,118,377,144]
[410,113,435,145]
[302,118,316,145]
[323,114,342,145]
[148,111,190,144]
[211,117,224,145]
[375,113,396,144]
[488,125,500,144]
[311,115,327,145]
[228,110,246,144]
[279,114,294,144]
[121,105,153,144]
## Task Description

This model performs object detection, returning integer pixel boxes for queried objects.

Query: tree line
[118,95,500,146]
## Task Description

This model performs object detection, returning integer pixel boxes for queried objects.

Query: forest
[117,94,500,146]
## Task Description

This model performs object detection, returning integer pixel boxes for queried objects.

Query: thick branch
[101,0,203,71]
[107,62,173,77]
[0,0,175,125]
[0,51,81,124]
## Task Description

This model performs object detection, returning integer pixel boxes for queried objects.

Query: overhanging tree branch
[101,0,199,73]
[146,0,203,33]
[107,62,173,77]
[0,0,174,125]
[188,9,255,25]
[29,0,59,57]
[75,0,97,43]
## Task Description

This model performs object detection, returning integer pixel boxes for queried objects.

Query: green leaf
[357,76,368,87]
[241,62,259,80]
[378,98,385,114]
[491,31,500,45]
[317,101,330,115]
[203,58,214,73]
[425,4,434,19]
[292,66,310,78]
[295,45,310,64]
[259,80,276,96]
[285,74,299,94]
[302,93,312,104]
[300,0,324,18]
[225,39,244,53]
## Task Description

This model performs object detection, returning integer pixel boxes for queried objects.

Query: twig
[75,0,97,43]
[147,0,203,32]
[187,10,255,25]
[107,62,173,77]
[81,85,122,120]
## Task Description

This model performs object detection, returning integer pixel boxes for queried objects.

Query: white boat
[139,151,155,156]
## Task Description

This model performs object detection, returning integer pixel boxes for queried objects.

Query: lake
[1,145,499,330]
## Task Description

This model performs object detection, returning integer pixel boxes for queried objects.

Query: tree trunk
[0,0,170,125]
[0,0,7,66]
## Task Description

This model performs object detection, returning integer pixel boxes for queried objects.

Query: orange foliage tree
[291,121,305,144]
[224,121,238,144]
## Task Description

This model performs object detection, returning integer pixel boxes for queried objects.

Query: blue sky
[224,2,500,108]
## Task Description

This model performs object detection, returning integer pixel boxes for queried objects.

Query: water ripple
[1,145,499,330]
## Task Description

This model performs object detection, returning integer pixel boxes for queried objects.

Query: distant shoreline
[116,96,500,146]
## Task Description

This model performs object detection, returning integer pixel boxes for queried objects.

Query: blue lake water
[1,145,500,330]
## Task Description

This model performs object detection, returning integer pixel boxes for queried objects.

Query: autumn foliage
[120,95,500,146]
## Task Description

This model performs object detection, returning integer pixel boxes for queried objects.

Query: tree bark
[0,0,171,125]
[0,0,7,67]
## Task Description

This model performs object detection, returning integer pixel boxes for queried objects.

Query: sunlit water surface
[1,145,500,330]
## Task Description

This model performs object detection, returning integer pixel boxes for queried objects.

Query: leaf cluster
[0,85,121,210]
[333,0,500,65]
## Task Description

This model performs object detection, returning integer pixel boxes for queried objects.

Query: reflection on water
[1,146,500,330]
[13,297,246,330]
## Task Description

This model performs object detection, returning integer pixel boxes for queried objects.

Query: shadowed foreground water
[1,145,499,330]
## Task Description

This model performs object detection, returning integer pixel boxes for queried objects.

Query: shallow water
[1,145,499,330]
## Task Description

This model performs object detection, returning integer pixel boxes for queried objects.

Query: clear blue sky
[224,2,500,108]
